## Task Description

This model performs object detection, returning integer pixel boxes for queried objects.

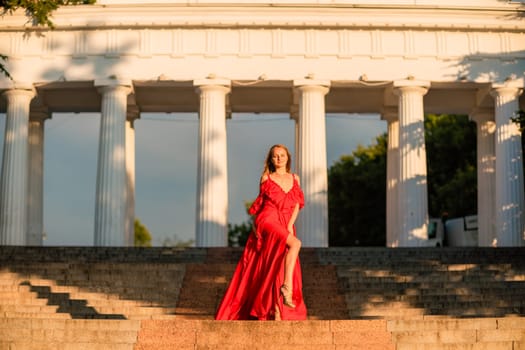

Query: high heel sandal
[280,284,296,308]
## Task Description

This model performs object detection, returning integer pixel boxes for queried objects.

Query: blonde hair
[262,144,292,176]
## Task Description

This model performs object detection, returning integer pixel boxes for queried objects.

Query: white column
[293,79,330,247]
[0,87,34,245]
[470,108,496,247]
[490,85,525,247]
[27,111,50,246]
[382,108,400,247]
[125,111,138,247]
[194,78,231,247]
[94,80,131,246]
[289,104,299,169]
[393,80,430,247]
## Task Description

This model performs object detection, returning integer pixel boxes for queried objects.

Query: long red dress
[215,175,307,320]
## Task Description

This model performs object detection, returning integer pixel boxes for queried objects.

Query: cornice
[0,3,523,32]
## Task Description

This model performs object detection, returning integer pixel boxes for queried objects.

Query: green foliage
[228,200,254,247]
[228,222,252,247]
[425,114,477,218]
[134,218,152,247]
[1,0,95,79]
[2,0,96,27]
[0,54,12,80]
[512,109,525,132]
[328,114,478,246]
[328,134,387,246]
[161,235,194,248]
[512,109,525,173]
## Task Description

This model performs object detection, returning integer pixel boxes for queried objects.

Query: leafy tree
[0,54,11,80]
[328,114,477,246]
[228,222,252,247]
[425,114,477,219]
[161,235,194,248]
[228,200,254,247]
[134,218,152,247]
[512,109,525,173]
[1,0,95,27]
[1,0,96,78]
[512,109,525,132]
[328,135,387,246]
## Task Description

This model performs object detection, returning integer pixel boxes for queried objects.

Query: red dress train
[215,175,307,320]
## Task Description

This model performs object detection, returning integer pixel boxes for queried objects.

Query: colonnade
[0,79,524,247]
[384,81,524,247]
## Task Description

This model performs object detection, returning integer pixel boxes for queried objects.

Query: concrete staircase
[0,246,524,349]
[318,248,525,319]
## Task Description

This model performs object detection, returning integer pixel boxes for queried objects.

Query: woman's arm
[287,203,300,235]
[250,174,270,238]
[287,173,302,235]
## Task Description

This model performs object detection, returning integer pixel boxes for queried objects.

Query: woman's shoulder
[260,173,269,184]
[292,173,301,184]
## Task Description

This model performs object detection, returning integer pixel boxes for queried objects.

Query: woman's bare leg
[281,234,301,307]
[284,234,301,288]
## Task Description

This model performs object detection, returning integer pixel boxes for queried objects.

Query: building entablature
[1,1,524,93]
[1,1,524,31]
[0,79,524,117]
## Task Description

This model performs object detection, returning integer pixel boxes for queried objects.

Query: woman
[215,144,307,320]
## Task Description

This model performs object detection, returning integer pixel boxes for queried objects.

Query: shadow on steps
[20,281,126,319]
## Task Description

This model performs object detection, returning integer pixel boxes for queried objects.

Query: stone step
[337,273,525,283]
[134,319,395,350]
[387,317,525,332]
[0,280,184,289]
[337,265,525,273]
[2,312,71,319]
[0,304,61,313]
[339,281,525,291]
[0,313,169,321]
[342,292,525,304]
[1,265,185,278]
[348,308,521,319]
[343,285,525,296]
[345,296,525,306]
[0,329,138,343]
[0,277,182,288]
[390,317,525,348]
[0,247,209,263]
[345,294,524,305]
[2,266,186,273]
[394,343,522,350]
[14,262,523,273]
[0,283,181,300]
[1,304,178,321]
[0,297,50,306]
[0,285,32,292]
[348,307,427,318]
[0,318,141,330]
[2,306,176,320]
[0,292,177,308]
[0,342,136,350]
[2,246,524,263]
[0,318,141,349]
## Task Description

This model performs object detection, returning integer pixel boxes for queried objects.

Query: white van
[445,215,478,247]
[425,218,445,247]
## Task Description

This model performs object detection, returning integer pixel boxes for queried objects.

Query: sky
[0,112,386,246]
